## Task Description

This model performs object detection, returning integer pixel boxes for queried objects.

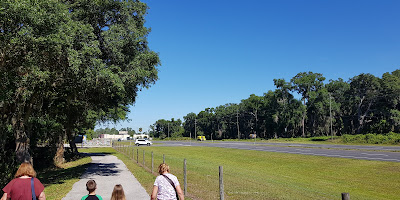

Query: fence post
[137,149,139,163]
[143,150,145,166]
[132,147,135,160]
[151,152,154,173]
[341,193,350,200]
[184,159,187,196]
[163,154,165,163]
[219,166,224,200]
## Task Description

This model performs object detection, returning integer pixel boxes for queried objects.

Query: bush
[310,136,329,141]
[341,133,400,144]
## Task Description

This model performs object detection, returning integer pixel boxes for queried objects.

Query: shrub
[310,136,329,141]
[341,133,400,144]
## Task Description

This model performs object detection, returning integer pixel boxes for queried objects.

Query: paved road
[63,153,149,200]
[157,141,400,162]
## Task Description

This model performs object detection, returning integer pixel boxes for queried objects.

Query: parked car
[135,139,152,146]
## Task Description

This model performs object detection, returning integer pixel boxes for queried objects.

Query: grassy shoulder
[38,155,92,200]
[118,145,400,200]
[74,145,400,199]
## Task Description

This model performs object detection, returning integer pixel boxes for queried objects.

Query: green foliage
[152,118,182,139]
[310,136,331,141]
[1,0,159,173]
[342,132,400,144]
[151,70,400,140]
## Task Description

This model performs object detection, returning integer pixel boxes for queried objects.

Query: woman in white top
[151,163,184,200]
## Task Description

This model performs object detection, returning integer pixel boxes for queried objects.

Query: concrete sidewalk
[62,153,149,200]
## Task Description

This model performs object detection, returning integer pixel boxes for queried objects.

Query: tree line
[0,0,159,185]
[150,70,400,140]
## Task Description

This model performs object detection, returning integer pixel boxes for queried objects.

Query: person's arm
[1,193,8,200]
[150,186,158,200]
[38,191,46,200]
[176,185,184,200]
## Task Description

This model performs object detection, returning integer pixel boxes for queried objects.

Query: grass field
[48,145,400,199]
[39,155,92,200]
[111,144,400,200]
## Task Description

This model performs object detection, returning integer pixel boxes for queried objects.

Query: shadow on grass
[38,163,91,187]
[82,152,113,156]
[38,151,121,187]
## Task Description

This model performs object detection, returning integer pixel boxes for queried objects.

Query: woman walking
[151,163,184,200]
[1,162,46,200]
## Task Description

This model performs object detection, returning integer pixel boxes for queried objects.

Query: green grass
[71,145,400,199]
[113,145,400,200]
[38,155,92,200]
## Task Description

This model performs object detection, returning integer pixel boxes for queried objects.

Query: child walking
[81,180,103,200]
[111,184,126,200]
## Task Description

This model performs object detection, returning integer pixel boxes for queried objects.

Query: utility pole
[329,93,333,140]
[236,109,240,140]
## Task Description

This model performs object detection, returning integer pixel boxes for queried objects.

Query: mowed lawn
[110,144,400,200]
[76,145,400,200]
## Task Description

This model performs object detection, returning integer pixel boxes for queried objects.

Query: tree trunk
[12,115,31,163]
[53,133,65,165]
[15,131,31,163]
[66,127,78,155]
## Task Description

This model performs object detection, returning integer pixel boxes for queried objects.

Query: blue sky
[96,0,400,132]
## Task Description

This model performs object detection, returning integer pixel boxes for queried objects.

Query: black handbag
[162,174,179,200]
[31,178,37,200]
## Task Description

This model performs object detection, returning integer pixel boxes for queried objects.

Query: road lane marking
[361,153,389,156]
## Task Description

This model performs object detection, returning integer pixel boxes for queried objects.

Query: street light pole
[194,119,197,141]
[329,93,333,140]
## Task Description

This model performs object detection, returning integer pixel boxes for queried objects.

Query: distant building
[100,134,130,140]
[132,133,150,140]
[119,130,129,135]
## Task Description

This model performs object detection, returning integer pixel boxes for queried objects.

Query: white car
[135,139,152,146]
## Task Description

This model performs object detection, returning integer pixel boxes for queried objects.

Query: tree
[326,78,350,135]
[348,73,381,134]
[291,72,326,137]
[381,70,400,132]
[0,0,83,162]
[0,0,160,164]
[183,112,197,138]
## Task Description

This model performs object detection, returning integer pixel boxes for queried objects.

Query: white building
[132,133,150,140]
[100,134,130,140]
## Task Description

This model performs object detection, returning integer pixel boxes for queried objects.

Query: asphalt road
[156,141,400,162]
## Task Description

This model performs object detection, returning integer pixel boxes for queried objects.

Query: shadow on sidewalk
[82,162,122,177]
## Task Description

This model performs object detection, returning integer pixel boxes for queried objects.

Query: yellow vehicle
[197,136,206,141]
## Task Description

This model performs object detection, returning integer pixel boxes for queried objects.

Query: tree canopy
[0,0,160,184]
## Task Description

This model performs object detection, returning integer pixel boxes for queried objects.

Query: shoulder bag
[31,177,37,200]
[162,174,179,200]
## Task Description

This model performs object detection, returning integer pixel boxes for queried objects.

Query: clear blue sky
[96,0,400,132]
